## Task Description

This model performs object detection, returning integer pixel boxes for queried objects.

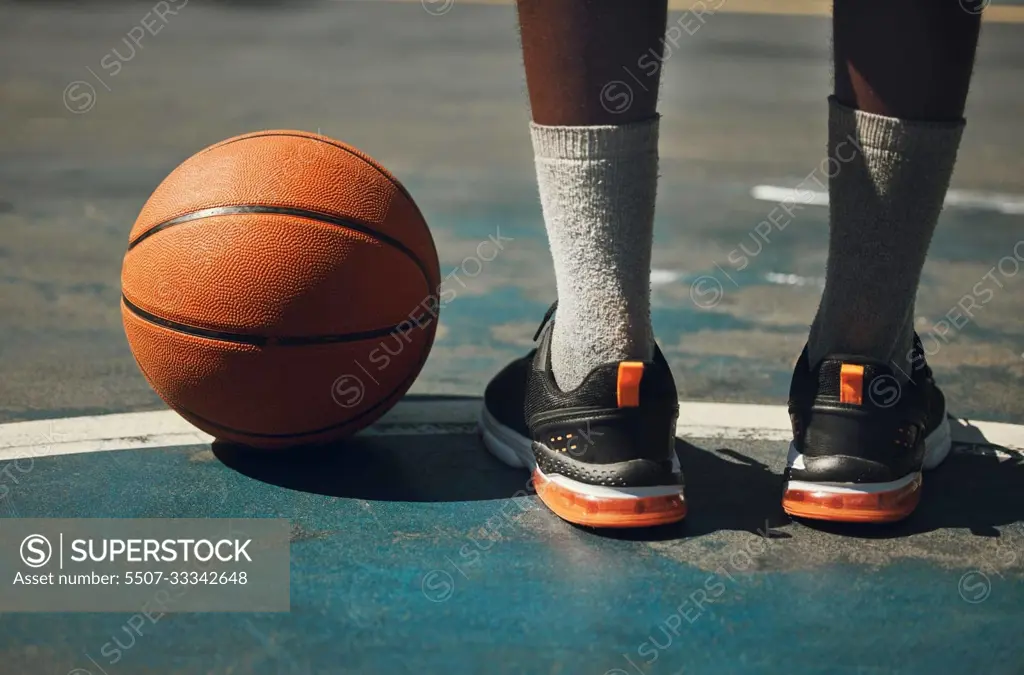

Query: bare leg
[518,0,667,126]
[834,0,981,120]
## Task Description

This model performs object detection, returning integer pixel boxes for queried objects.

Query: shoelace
[911,333,934,382]
[532,301,558,342]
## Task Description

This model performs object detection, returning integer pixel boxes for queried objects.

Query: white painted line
[651,269,683,286]
[752,184,828,207]
[0,400,1021,461]
[751,185,1024,216]
[762,272,824,288]
[943,190,1024,215]
[0,400,479,461]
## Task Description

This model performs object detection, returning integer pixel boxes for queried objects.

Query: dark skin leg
[517,0,669,126]
[833,0,982,121]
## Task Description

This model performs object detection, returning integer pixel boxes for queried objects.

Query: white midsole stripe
[785,471,920,495]
[541,469,684,500]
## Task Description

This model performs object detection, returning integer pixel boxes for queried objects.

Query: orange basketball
[121,131,440,449]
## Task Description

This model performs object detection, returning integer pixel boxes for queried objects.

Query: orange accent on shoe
[782,473,922,523]
[616,362,644,408]
[840,363,864,405]
[532,469,686,528]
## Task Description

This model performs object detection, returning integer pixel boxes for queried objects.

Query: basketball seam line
[128,313,437,440]
[193,131,441,282]
[121,294,433,347]
[176,129,439,284]
[127,204,435,289]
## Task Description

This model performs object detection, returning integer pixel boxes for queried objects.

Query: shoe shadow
[804,416,1024,539]
[212,397,1022,539]
[591,415,1024,542]
[211,394,531,503]
[599,438,792,543]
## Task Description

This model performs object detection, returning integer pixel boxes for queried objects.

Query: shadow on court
[807,421,1024,540]
[211,398,1024,542]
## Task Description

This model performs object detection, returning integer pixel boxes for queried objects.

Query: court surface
[2,1,1024,673]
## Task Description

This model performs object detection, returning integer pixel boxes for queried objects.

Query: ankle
[549,318,652,391]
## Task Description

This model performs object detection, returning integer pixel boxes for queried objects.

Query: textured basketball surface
[121,131,441,448]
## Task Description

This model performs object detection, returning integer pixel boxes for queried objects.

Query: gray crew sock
[809,97,965,378]
[530,117,659,391]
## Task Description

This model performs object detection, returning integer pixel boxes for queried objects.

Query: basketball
[121,131,441,449]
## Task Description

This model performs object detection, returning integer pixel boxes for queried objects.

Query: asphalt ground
[2,0,1024,422]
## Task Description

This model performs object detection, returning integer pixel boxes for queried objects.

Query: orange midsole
[782,473,922,523]
[532,469,686,528]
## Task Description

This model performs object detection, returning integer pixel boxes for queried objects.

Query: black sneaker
[478,304,685,528]
[783,335,951,523]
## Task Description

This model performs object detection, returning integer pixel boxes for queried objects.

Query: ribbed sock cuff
[828,97,964,156]
[529,116,660,161]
